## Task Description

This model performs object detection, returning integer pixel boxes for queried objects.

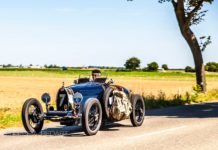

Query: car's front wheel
[21,98,44,134]
[82,99,102,136]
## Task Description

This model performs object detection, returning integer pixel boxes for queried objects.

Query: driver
[91,69,101,81]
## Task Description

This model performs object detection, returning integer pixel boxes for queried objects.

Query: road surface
[1,101,218,150]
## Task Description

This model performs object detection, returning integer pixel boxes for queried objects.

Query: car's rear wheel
[130,94,145,127]
[22,98,44,134]
[103,86,115,119]
[82,99,102,136]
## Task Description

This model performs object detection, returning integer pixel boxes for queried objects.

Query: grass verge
[144,89,218,109]
[0,108,21,128]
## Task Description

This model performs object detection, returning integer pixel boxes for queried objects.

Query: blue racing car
[21,70,145,136]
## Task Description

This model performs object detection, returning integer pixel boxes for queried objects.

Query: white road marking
[128,125,187,140]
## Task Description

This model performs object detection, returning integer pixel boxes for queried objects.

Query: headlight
[73,92,83,104]
[41,93,51,104]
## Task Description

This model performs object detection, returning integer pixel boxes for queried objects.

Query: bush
[143,91,187,109]
[147,62,159,72]
[185,66,195,72]
[142,67,148,72]
[115,69,131,72]
[62,67,68,71]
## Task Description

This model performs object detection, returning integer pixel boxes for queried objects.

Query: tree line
[185,62,218,73]
[123,57,167,72]
[123,57,218,72]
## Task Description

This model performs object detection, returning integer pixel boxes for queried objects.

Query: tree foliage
[185,66,195,72]
[158,0,213,51]
[124,57,141,70]
[47,64,60,68]
[205,62,218,72]
[162,64,169,70]
[147,62,159,71]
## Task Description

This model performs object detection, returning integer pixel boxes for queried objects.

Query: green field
[0,68,218,80]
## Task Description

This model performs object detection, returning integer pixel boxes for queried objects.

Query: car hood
[69,82,105,100]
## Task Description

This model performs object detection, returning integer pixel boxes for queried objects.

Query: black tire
[22,98,44,134]
[130,94,145,127]
[82,99,102,136]
[103,87,115,119]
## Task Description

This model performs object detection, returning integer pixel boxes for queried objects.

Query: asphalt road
[1,101,218,150]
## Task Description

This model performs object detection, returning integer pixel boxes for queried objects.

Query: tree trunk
[182,29,206,92]
[173,1,206,92]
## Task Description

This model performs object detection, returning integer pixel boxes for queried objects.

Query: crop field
[0,69,218,128]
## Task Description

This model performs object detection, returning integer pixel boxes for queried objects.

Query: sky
[0,0,217,68]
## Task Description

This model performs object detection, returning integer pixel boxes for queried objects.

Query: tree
[44,64,48,68]
[4,64,12,67]
[128,0,213,92]
[147,62,159,71]
[158,0,213,92]
[205,62,218,72]
[124,57,141,70]
[162,64,169,70]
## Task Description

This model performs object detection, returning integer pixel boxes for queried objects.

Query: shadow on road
[146,101,218,118]
[4,122,131,137]
[4,126,84,137]
[5,102,217,137]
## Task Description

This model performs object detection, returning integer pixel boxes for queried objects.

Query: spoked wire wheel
[82,99,102,136]
[88,104,100,131]
[103,86,116,119]
[130,95,145,127]
[135,100,144,123]
[22,98,44,133]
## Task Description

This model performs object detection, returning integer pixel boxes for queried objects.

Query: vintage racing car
[21,76,145,136]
